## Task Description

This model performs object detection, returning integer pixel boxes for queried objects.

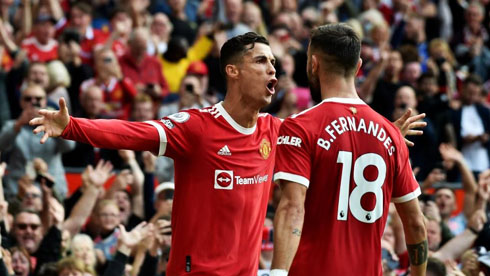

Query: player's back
[276,98,418,275]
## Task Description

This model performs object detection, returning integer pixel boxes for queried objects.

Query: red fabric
[119,53,169,97]
[112,39,127,58]
[62,104,283,275]
[274,99,420,275]
[80,77,137,120]
[80,28,109,64]
[21,37,58,62]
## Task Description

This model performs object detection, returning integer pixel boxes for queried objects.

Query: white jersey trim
[292,97,366,119]
[391,187,422,203]
[322,97,366,105]
[145,120,168,156]
[215,102,256,135]
[273,172,310,188]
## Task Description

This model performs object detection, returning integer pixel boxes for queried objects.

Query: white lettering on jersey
[214,170,268,190]
[168,112,190,123]
[234,174,269,185]
[317,116,396,156]
[277,136,302,147]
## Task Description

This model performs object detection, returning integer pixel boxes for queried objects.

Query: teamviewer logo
[214,170,233,190]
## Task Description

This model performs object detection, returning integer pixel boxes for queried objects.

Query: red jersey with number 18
[273,98,421,275]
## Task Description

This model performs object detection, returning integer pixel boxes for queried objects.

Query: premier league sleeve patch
[168,112,191,123]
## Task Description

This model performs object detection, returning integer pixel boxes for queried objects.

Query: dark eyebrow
[253,55,276,65]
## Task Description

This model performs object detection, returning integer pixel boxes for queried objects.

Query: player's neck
[221,97,259,129]
[319,74,359,100]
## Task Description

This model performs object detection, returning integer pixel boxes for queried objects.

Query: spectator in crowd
[362,49,404,118]
[57,29,94,115]
[10,208,62,275]
[241,1,268,38]
[10,246,31,276]
[80,48,137,120]
[67,2,108,64]
[106,7,132,58]
[165,0,197,45]
[158,73,210,118]
[427,39,457,97]
[21,15,58,63]
[92,200,121,263]
[0,0,488,275]
[451,75,490,175]
[0,84,74,199]
[105,150,144,231]
[46,60,72,113]
[160,26,214,94]
[147,13,172,56]
[392,86,438,180]
[119,28,169,100]
[423,144,479,235]
[70,234,96,274]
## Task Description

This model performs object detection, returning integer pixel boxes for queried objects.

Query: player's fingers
[406,130,423,136]
[33,126,45,134]
[399,108,412,122]
[37,109,53,116]
[406,112,426,124]
[59,97,67,113]
[29,116,44,126]
[40,132,49,144]
[404,138,414,147]
[409,121,427,129]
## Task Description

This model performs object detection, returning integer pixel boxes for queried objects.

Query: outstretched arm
[395,198,428,276]
[271,181,307,274]
[30,98,160,153]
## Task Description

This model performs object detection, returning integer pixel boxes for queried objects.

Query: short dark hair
[418,72,437,84]
[464,74,483,87]
[219,32,269,78]
[109,6,130,20]
[71,2,92,16]
[426,257,446,276]
[309,23,361,77]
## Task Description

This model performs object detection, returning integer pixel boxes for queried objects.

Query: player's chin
[260,95,272,107]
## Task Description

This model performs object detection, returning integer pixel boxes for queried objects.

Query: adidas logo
[218,145,232,156]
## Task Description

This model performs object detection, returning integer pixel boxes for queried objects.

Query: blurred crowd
[0,0,489,275]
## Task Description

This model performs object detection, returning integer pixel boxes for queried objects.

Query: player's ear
[355,58,362,76]
[225,64,239,80]
[311,55,319,75]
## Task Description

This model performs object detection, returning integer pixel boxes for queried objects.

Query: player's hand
[29,98,70,144]
[393,108,426,147]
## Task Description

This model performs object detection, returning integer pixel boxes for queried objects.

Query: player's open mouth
[266,78,278,94]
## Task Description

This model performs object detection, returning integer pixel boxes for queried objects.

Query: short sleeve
[145,110,203,159]
[391,137,421,203]
[273,118,312,188]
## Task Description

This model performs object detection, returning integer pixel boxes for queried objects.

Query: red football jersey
[80,77,137,120]
[273,98,420,276]
[61,103,282,275]
[21,37,58,62]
